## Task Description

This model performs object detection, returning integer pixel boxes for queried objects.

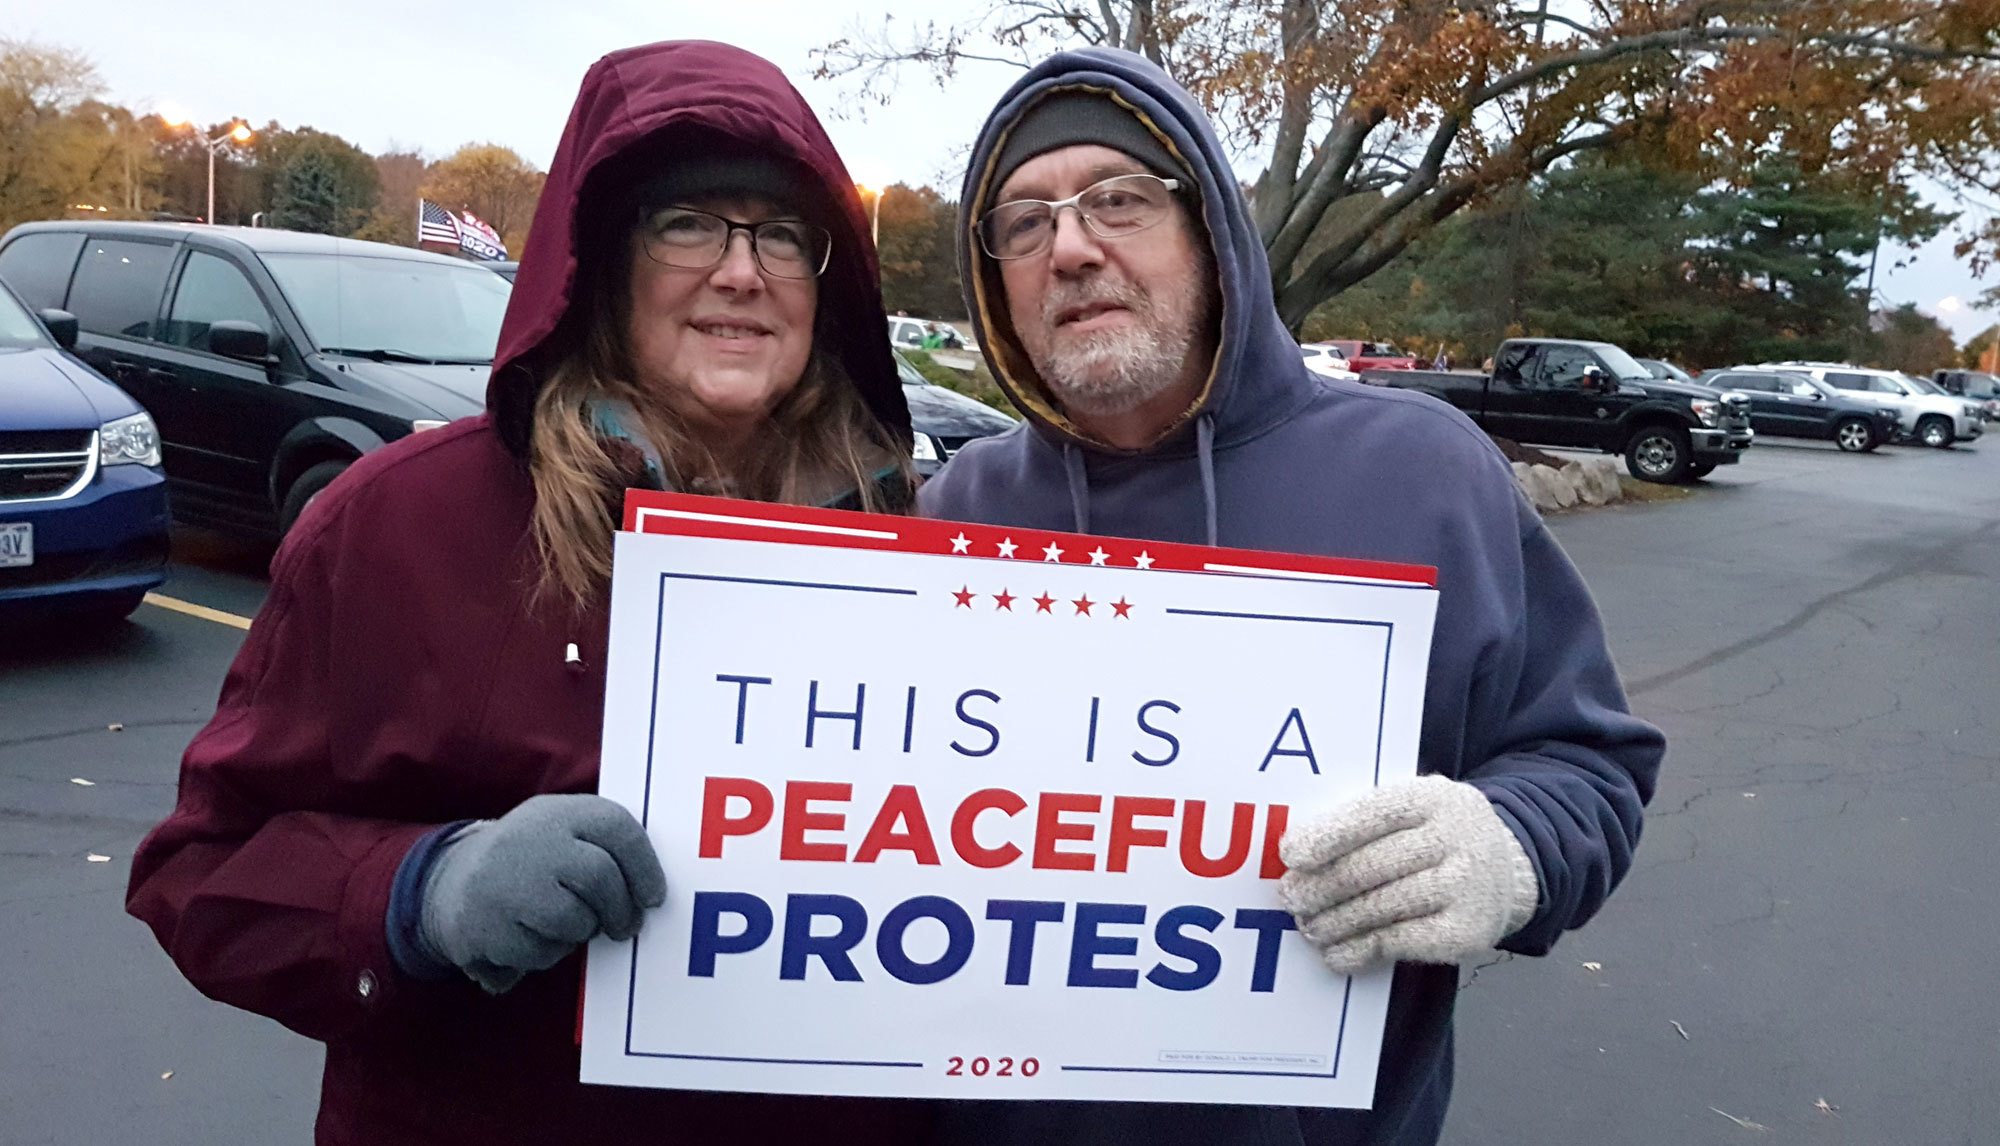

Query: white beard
[1028,271,1207,419]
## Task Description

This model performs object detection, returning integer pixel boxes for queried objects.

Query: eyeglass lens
[980,174,1176,260]
[643,209,830,278]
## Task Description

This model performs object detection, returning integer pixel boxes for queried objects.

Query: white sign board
[582,494,1438,1108]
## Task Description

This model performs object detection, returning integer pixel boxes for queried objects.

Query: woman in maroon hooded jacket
[126,41,932,1143]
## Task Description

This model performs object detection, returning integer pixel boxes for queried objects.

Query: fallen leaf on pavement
[85,854,110,863]
[1711,1107,1767,1131]
[70,778,95,786]
[1671,1021,1690,1040]
[1742,792,1756,798]
[161,1071,174,1080]
[1815,1098,1838,1114]
[1581,961,1603,972]
[108,723,124,732]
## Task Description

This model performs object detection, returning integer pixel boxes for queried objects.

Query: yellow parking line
[143,592,252,630]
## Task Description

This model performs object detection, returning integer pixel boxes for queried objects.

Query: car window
[1823,372,1872,391]
[165,251,273,354]
[1537,346,1599,389]
[1790,380,1821,397]
[0,283,53,350]
[65,238,176,339]
[261,252,510,363]
[0,231,86,311]
[1493,343,1534,381]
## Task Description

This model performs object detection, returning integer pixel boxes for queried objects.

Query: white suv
[1756,362,1983,448]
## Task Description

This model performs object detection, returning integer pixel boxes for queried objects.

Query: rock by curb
[1512,456,1624,513]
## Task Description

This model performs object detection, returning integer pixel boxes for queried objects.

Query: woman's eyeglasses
[639,207,833,280]
[977,173,1182,261]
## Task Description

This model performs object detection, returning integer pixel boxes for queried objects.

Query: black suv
[0,222,508,537]
[1700,369,1899,452]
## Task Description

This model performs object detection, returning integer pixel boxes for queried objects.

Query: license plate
[0,522,31,568]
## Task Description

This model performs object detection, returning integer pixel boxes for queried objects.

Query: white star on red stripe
[1042,542,1065,562]
[996,537,1017,558]
[1088,547,1109,566]
[1133,551,1155,569]
[950,533,971,554]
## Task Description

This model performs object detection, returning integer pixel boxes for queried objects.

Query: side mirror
[37,308,78,350]
[1579,367,1606,391]
[207,320,271,363]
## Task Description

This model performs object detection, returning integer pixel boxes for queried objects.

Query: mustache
[1041,276,1152,328]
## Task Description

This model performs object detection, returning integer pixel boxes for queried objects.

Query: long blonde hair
[528,237,908,607]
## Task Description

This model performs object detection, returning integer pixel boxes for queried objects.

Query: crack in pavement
[1625,519,2000,698]
[0,718,204,751]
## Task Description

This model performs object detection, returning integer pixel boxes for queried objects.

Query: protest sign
[580,491,1438,1107]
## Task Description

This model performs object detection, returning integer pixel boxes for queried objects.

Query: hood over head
[959,47,1316,458]
[488,40,909,457]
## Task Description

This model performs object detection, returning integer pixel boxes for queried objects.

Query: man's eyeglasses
[977,173,1182,261]
[639,207,833,280]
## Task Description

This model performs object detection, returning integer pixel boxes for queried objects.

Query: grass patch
[1617,476,1697,502]
[905,350,1019,417]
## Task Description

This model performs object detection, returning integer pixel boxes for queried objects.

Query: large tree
[875,183,965,318]
[261,127,380,234]
[0,39,121,230]
[421,144,544,257]
[818,1,2000,330]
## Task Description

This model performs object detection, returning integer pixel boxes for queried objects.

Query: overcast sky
[20,0,1995,344]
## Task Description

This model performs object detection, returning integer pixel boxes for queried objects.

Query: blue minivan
[0,279,170,624]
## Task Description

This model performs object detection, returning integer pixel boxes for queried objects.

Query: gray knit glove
[419,794,667,994]
[1278,775,1539,976]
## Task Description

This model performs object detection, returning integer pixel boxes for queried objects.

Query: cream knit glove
[1278,775,1540,976]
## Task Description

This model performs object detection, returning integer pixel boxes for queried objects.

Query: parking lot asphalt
[2,435,1996,1144]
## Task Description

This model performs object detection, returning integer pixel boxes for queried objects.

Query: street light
[856,183,882,246]
[162,111,252,225]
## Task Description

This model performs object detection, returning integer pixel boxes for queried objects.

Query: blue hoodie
[919,48,1665,1146]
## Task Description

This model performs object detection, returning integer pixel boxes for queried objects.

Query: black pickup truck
[1362,338,1755,482]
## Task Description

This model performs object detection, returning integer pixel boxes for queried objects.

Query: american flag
[418,199,462,246]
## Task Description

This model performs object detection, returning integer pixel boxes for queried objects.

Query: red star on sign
[953,586,976,608]
[1111,597,1133,618]
[1033,592,1056,614]
[1073,595,1094,616]
[994,589,1016,611]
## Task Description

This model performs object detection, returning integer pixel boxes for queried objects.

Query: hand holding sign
[581,492,1439,1108]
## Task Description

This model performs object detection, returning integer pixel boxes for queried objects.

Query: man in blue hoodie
[919,49,1665,1146]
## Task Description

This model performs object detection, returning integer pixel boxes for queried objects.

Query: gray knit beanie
[988,90,1190,204]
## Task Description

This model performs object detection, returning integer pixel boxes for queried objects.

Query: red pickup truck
[1326,339,1418,371]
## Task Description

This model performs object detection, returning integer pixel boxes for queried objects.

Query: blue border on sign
[625,570,923,1069]
[622,571,1408,1081]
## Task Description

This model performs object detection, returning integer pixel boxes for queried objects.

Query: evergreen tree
[270,149,343,234]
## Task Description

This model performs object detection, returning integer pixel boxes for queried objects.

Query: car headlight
[99,411,161,467]
[1689,399,1720,428]
[911,431,939,463]
[1965,405,1982,420]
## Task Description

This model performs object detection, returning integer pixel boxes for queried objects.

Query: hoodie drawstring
[1197,413,1218,548]
[1063,420,1218,547]
[1063,443,1091,534]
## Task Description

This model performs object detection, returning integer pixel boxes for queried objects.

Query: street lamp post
[203,124,254,224]
[856,184,883,246]
[163,111,251,224]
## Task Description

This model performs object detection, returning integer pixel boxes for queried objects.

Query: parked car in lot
[0,277,170,624]
[1701,369,1898,451]
[1754,362,1982,448]
[1635,357,1696,383]
[1299,341,1360,380]
[894,350,1016,476]
[1325,339,1417,371]
[1365,337,1755,483]
[0,222,511,538]
[1932,369,2000,421]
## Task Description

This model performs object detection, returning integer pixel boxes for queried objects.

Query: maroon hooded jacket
[127,41,927,1144]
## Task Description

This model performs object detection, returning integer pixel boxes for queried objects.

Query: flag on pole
[418,199,463,247]
[418,199,508,260]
